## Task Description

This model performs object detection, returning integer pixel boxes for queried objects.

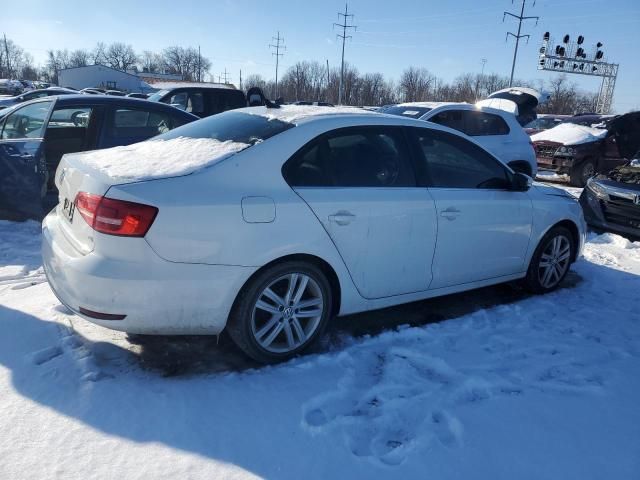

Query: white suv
[382,102,537,176]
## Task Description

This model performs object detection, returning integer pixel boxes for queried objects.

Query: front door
[0,101,52,218]
[283,126,437,299]
[409,127,533,289]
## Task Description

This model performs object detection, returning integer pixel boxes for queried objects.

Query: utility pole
[334,4,356,105]
[3,33,11,78]
[197,45,201,82]
[326,59,330,101]
[239,69,242,91]
[269,31,286,98]
[503,0,538,87]
[221,68,230,84]
[481,58,487,76]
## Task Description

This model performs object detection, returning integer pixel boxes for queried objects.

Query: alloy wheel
[538,234,571,289]
[250,273,324,354]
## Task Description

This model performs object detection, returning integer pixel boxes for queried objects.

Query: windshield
[525,117,564,130]
[147,89,170,102]
[380,105,432,119]
[156,110,294,145]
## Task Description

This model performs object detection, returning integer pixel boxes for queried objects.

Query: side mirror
[510,172,532,191]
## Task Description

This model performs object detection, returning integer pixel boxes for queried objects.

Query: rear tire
[227,261,333,364]
[524,226,574,294]
[570,159,595,187]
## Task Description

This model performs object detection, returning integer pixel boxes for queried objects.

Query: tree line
[1,36,598,114]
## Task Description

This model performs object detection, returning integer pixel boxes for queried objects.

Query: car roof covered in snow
[241,104,383,125]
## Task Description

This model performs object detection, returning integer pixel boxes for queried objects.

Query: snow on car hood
[530,123,607,146]
[63,137,250,183]
[246,105,365,124]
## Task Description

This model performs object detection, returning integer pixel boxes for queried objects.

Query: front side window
[284,127,416,188]
[0,101,52,139]
[463,111,510,136]
[411,128,510,189]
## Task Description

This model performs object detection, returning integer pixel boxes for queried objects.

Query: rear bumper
[42,211,257,334]
[579,188,640,240]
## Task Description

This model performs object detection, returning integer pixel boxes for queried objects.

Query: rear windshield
[155,110,294,145]
[381,105,432,119]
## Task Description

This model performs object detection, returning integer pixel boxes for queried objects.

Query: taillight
[74,192,158,237]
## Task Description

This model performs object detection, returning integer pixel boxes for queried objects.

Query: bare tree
[69,49,90,68]
[399,67,435,102]
[105,42,138,71]
[91,42,107,65]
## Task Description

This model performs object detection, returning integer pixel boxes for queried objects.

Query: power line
[334,3,357,105]
[269,31,285,98]
[503,0,539,87]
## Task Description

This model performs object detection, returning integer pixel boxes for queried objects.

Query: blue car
[0,95,198,219]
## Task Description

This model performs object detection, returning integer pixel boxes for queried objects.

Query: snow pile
[531,123,607,145]
[1,222,640,479]
[247,105,366,124]
[63,137,250,183]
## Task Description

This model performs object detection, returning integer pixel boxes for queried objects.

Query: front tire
[227,261,333,364]
[570,159,595,187]
[524,226,574,293]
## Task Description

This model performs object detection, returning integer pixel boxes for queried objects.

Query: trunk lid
[54,154,114,255]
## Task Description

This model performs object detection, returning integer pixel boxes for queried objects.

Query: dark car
[532,111,640,187]
[579,159,640,239]
[524,114,569,136]
[0,95,198,219]
[0,87,77,108]
[147,83,247,118]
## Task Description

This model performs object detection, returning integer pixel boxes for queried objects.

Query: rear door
[461,110,513,162]
[0,100,53,218]
[283,126,437,299]
[409,127,533,289]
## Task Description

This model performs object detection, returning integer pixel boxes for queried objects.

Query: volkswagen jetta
[42,106,586,363]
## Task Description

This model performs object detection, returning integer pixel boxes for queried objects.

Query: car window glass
[186,92,205,115]
[0,101,51,139]
[463,111,510,136]
[413,128,510,189]
[207,90,247,115]
[157,110,293,144]
[47,107,93,129]
[284,128,416,188]
[109,108,175,138]
[429,110,465,132]
[168,92,188,110]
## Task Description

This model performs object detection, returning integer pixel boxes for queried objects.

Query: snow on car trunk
[62,137,250,184]
[531,123,607,145]
[52,138,249,253]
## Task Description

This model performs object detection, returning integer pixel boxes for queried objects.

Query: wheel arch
[544,219,581,263]
[231,253,342,319]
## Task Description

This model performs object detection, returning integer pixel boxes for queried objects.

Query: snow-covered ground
[1,218,640,479]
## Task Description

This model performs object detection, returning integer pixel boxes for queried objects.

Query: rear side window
[207,90,247,115]
[410,128,510,189]
[156,110,293,145]
[107,108,180,139]
[463,111,510,136]
[0,101,51,139]
[429,110,464,132]
[284,127,416,188]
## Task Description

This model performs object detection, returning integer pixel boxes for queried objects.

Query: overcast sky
[3,0,639,112]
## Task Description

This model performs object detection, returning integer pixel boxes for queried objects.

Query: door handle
[328,211,356,226]
[440,207,461,220]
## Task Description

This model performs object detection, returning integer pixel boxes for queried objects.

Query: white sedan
[42,106,586,363]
